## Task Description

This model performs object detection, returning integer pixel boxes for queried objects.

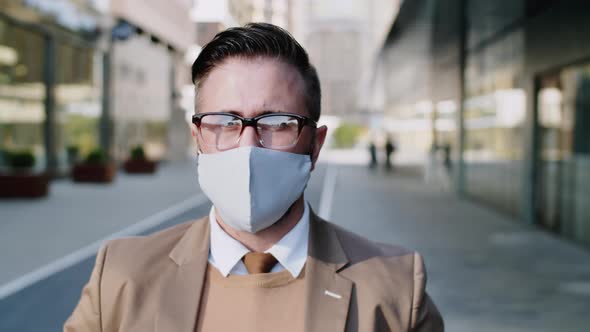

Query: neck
[216,196,305,252]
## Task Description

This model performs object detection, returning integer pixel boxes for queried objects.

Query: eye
[223,119,241,128]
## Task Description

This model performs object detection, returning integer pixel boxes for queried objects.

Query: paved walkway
[327,162,590,332]
[1,149,589,331]
[0,161,203,285]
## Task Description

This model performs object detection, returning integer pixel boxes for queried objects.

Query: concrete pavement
[0,161,202,286]
[327,162,590,332]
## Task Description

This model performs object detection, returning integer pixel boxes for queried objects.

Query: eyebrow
[223,110,285,116]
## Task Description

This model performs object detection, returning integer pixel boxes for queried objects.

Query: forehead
[197,57,307,117]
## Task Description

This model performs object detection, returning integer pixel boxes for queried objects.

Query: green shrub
[332,123,363,148]
[85,148,108,165]
[67,145,80,164]
[6,150,36,169]
[130,145,146,160]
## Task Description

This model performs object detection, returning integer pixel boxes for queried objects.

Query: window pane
[56,42,101,173]
[0,20,46,172]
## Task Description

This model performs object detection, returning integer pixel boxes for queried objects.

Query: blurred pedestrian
[65,23,443,332]
[442,142,452,173]
[384,136,396,170]
[368,141,377,169]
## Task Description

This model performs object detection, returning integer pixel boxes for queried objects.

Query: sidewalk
[326,162,590,332]
[0,161,204,285]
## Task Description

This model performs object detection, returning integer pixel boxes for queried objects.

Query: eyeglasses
[192,112,317,150]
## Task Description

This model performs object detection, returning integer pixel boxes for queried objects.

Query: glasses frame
[191,112,318,149]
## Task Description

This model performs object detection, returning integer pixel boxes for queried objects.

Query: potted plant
[123,145,157,174]
[66,145,80,166]
[0,149,49,198]
[72,148,116,183]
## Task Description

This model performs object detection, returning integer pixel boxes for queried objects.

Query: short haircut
[191,22,321,122]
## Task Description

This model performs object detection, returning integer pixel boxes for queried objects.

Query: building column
[455,0,467,195]
[43,34,57,176]
[100,40,113,157]
[521,77,539,225]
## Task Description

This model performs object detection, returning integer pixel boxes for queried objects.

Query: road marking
[324,290,342,299]
[0,193,209,300]
[318,166,338,220]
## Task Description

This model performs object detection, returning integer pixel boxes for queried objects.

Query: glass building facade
[0,0,103,175]
[462,19,526,217]
[0,18,47,173]
[536,64,590,242]
[376,0,590,245]
[0,0,189,176]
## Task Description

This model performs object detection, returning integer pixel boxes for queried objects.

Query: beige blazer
[64,211,443,331]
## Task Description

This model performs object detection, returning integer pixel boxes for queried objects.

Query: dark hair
[191,23,321,121]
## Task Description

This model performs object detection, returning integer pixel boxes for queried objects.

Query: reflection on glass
[537,65,590,245]
[463,89,525,216]
[462,27,525,217]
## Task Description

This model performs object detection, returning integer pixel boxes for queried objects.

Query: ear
[310,125,327,171]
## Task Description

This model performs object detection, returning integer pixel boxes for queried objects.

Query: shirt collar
[208,203,310,278]
[208,207,250,277]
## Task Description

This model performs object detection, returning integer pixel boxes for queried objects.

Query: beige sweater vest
[195,264,306,332]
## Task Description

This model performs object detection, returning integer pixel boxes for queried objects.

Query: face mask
[197,146,312,233]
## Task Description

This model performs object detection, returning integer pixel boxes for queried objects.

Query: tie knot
[242,252,278,274]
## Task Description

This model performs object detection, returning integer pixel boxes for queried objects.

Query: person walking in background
[384,136,396,171]
[442,142,452,174]
[65,23,443,332]
[368,140,377,169]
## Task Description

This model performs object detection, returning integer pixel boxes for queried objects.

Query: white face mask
[197,146,312,233]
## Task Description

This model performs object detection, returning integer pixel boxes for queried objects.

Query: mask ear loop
[196,135,205,157]
[196,139,202,156]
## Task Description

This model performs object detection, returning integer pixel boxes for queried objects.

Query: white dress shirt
[208,202,310,278]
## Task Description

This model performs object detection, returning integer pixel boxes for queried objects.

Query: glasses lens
[257,115,300,148]
[199,114,242,149]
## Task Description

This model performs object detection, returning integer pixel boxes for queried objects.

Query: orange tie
[242,252,278,274]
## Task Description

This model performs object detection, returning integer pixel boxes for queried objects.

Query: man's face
[190,57,327,169]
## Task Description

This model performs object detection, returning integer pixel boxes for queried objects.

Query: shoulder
[326,220,428,296]
[325,221,437,326]
[328,220,419,271]
[101,218,207,277]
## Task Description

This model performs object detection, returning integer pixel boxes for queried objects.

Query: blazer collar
[157,210,353,332]
[307,210,349,271]
[304,210,353,332]
[169,215,210,266]
[157,216,210,332]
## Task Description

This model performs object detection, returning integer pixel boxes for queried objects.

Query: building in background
[0,0,195,177]
[373,0,590,246]
[0,0,106,176]
[229,0,290,29]
[108,0,194,162]
[299,0,398,122]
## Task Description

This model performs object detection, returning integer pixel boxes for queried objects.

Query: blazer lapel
[304,211,353,332]
[156,217,210,332]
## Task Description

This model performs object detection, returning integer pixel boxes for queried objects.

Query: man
[65,23,443,331]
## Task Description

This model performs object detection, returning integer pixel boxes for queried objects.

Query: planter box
[0,172,49,198]
[72,163,116,183]
[123,159,157,174]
